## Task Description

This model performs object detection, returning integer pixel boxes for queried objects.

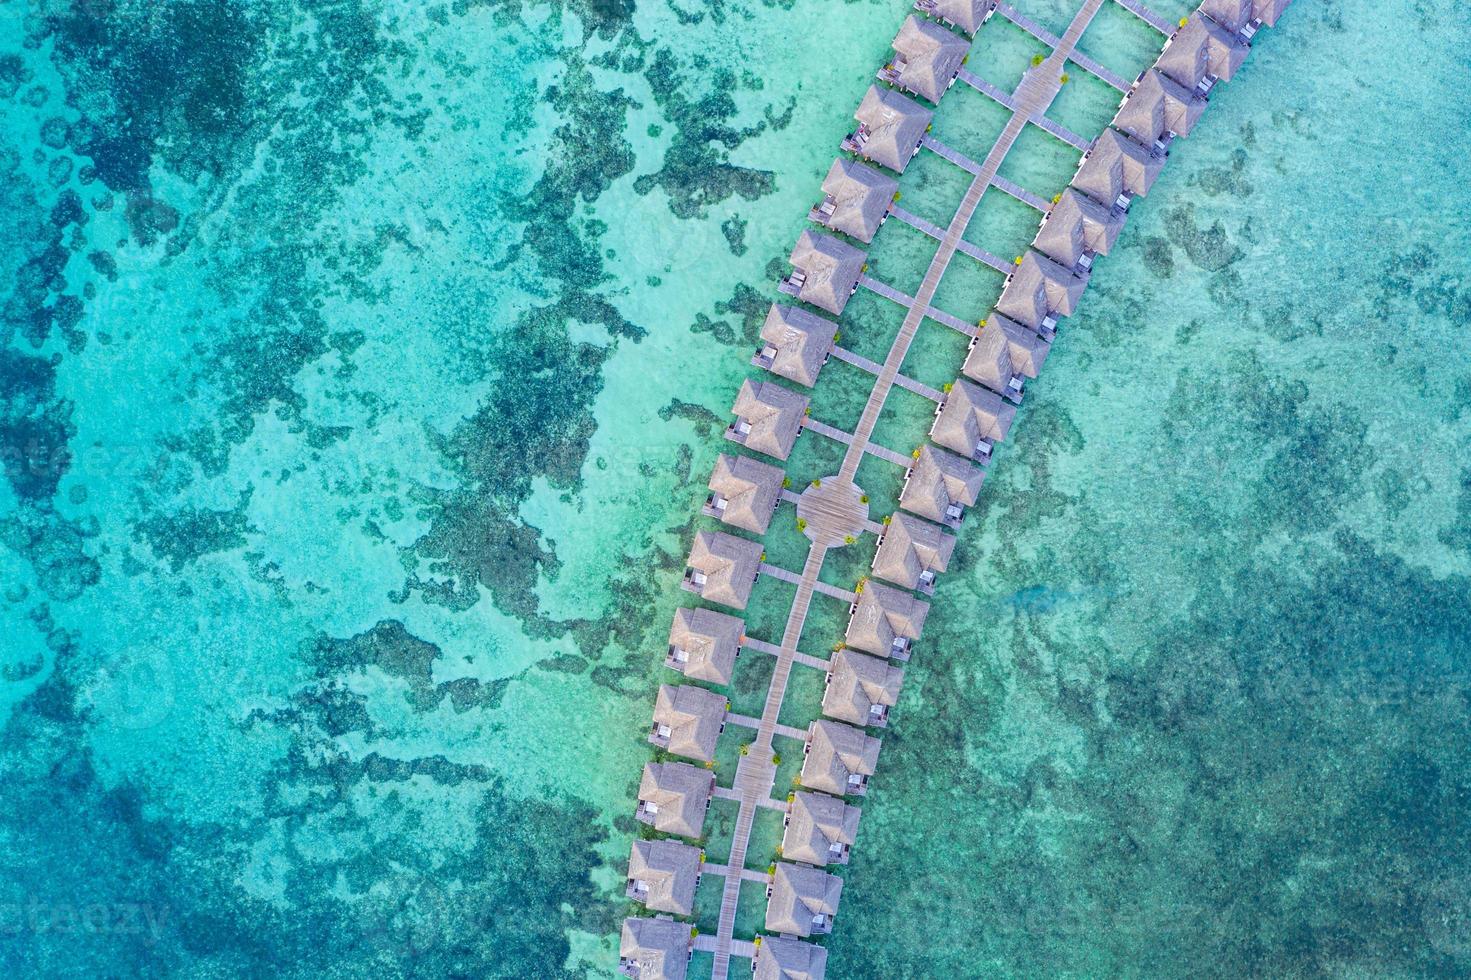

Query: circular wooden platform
[796,477,869,547]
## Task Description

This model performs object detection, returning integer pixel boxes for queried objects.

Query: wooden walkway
[708,7,1108,976]
[744,633,830,671]
[927,138,1053,212]
[1113,0,1175,34]
[831,0,1101,498]
[992,173,1051,211]
[759,561,857,602]
[958,68,1092,151]
[889,204,1013,274]
[802,415,915,467]
[831,344,945,402]
[709,542,825,980]
[670,0,1288,972]
[995,2,1131,91]
[860,274,978,337]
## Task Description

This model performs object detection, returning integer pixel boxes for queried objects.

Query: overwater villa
[1114,69,1206,152]
[1072,127,1165,211]
[756,304,839,388]
[1202,0,1290,35]
[766,863,844,938]
[900,444,985,528]
[782,791,861,867]
[626,839,703,916]
[727,378,809,461]
[666,606,744,685]
[871,512,955,594]
[780,231,866,316]
[845,580,929,660]
[705,452,784,534]
[823,648,905,728]
[801,719,882,796]
[962,311,1051,403]
[843,85,933,175]
[931,377,1017,463]
[1156,13,1249,94]
[682,530,763,610]
[913,0,993,35]
[650,683,728,763]
[880,16,969,104]
[810,159,897,243]
[1033,187,1124,274]
[995,250,1088,341]
[619,915,692,980]
[636,761,716,838]
[752,935,829,980]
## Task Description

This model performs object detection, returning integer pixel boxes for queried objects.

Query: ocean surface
[0,0,1468,976]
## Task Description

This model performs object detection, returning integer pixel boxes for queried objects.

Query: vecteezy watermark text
[0,901,170,945]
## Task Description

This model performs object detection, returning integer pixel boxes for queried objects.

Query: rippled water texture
[0,0,1468,976]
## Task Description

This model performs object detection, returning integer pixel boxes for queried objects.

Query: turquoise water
[1,0,1469,977]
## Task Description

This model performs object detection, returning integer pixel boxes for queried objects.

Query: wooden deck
[709,8,1112,978]
[624,0,1290,973]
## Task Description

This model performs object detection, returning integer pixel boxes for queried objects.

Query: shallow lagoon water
[0,0,1469,977]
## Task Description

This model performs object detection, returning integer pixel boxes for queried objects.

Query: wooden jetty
[623,1,1292,976]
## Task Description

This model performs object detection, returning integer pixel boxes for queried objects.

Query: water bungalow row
[623,1,1291,976]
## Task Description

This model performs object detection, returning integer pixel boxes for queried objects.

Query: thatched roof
[962,311,1051,393]
[1034,188,1124,269]
[730,378,808,461]
[627,839,702,915]
[1201,0,1253,31]
[815,158,896,243]
[651,684,727,763]
[931,378,1017,458]
[899,444,985,525]
[871,512,956,591]
[923,0,990,34]
[889,15,968,104]
[1114,69,1205,146]
[822,648,905,728]
[766,862,844,938]
[619,916,690,980]
[708,451,784,534]
[753,935,829,980]
[685,530,763,609]
[962,315,1017,396]
[760,304,839,388]
[636,761,714,839]
[995,251,1087,329]
[852,85,933,174]
[1157,13,1249,89]
[845,580,929,659]
[781,791,861,867]
[788,231,866,315]
[667,607,743,686]
[800,719,882,796]
[1072,128,1165,206]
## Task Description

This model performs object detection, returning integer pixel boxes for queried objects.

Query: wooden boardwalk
[890,204,1016,274]
[995,2,1131,91]
[1113,0,1176,34]
[834,0,1102,496]
[860,274,978,337]
[959,67,1093,151]
[629,0,1290,973]
[992,173,1051,211]
[831,344,946,402]
[709,543,825,980]
[709,5,1109,976]
[802,415,914,467]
